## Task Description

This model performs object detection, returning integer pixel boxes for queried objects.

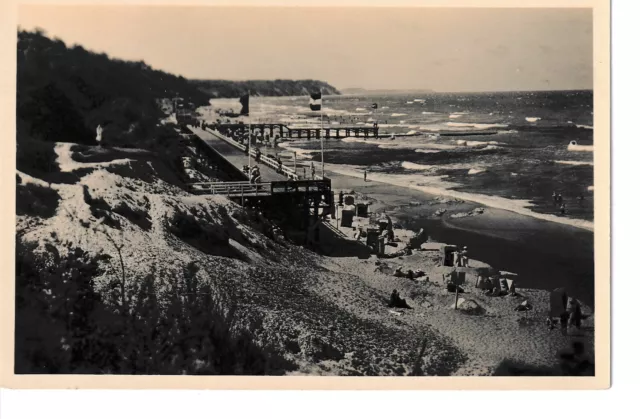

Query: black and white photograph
[3,0,610,387]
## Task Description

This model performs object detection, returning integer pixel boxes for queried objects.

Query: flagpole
[247,91,251,170]
[321,95,324,179]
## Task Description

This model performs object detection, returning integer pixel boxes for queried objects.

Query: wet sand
[326,168,595,307]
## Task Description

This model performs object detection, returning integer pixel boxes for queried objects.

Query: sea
[204,90,595,305]
[208,90,594,230]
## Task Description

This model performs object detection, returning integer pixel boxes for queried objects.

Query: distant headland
[191,79,341,98]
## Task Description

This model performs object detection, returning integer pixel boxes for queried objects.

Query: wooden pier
[187,125,333,239]
[210,122,379,140]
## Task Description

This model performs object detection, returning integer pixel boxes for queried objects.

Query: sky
[17,5,593,92]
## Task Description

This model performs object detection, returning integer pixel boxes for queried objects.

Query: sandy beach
[300,167,596,374]
[324,166,595,307]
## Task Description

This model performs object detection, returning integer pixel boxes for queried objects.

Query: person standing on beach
[364,169,367,182]
[461,246,469,267]
[560,203,567,215]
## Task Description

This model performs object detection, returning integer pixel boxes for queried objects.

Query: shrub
[14,238,293,375]
[16,182,61,218]
[112,201,152,231]
[82,185,120,228]
[168,210,243,260]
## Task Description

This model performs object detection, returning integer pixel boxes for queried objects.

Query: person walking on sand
[364,169,367,182]
[552,191,558,205]
[560,203,567,216]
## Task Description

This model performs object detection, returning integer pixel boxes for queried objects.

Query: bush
[14,238,293,375]
[82,185,120,228]
[16,182,61,218]
[168,210,243,260]
[112,201,152,231]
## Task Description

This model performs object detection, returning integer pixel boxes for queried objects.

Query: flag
[239,93,249,115]
[371,103,378,109]
[309,91,322,111]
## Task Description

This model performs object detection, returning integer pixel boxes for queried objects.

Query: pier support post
[306,129,311,140]
[280,126,284,137]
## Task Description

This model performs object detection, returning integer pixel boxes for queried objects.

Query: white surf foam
[468,168,486,175]
[446,122,509,130]
[401,162,432,171]
[449,114,462,119]
[554,160,594,166]
[277,142,317,159]
[391,113,408,117]
[526,117,541,122]
[576,124,594,130]
[324,164,594,232]
[355,107,366,111]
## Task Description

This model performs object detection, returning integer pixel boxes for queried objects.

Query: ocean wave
[277,142,317,159]
[495,129,519,135]
[446,122,509,129]
[576,124,594,130]
[391,113,408,117]
[455,140,503,148]
[468,168,486,175]
[449,114,463,119]
[412,148,441,153]
[401,161,432,171]
[414,99,426,103]
[526,117,541,122]
[325,164,594,232]
[355,107,366,111]
[554,160,594,166]
[382,106,390,109]
[422,111,436,115]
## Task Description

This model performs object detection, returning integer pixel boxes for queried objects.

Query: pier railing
[203,127,300,181]
[189,181,271,197]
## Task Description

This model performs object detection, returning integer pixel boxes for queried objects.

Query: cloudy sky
[18,5,593,92]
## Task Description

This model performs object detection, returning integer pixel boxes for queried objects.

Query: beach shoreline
[324,167,595,307]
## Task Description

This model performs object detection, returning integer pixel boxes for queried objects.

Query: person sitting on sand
[568,298,583,329]
[388,289,411,309]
